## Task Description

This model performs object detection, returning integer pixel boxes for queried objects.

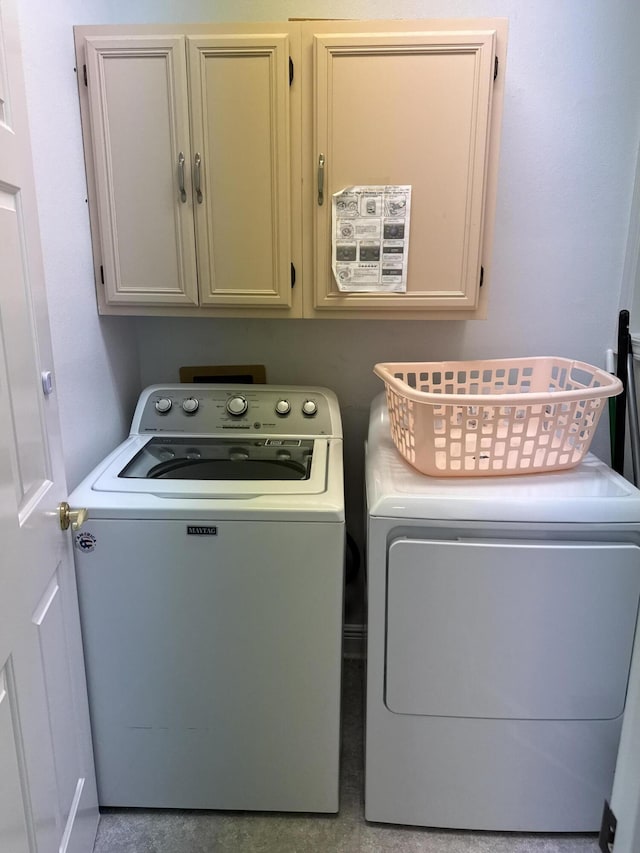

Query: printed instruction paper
[332,185,411,292]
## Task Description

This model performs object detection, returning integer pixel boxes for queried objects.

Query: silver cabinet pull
[317,153,325,206]
[194,153,203,204]
[178,152,187,203]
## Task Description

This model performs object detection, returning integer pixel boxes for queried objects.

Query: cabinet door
[84,36,198,305]
[303,21,505,318]
[188,33,293,309]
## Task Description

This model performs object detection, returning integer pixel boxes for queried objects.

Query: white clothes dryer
[69,384,344,812]
[364,393,640,831]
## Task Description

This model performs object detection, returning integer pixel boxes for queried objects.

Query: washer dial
[155,398,172,414]
[226,395,248,416]
[302,399,318,417]
[182,397,199,414]
[275,399,291,416]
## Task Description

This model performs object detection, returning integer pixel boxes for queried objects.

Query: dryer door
[385,538,640,720]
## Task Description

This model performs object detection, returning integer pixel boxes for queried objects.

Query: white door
[0,2,98,852]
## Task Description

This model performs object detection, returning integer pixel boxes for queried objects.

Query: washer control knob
[226,395,248,416]
[275,399,291,416]
[302,399,318,417]
[182,397,199,414]
[155,398,172,414]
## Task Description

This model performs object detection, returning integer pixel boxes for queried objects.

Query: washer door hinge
[494,56,499,81]
[291,263,296,288]
[289,57,294,86]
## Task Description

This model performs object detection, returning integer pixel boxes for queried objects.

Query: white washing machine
[69,384,344,812]
[365,393,640,831]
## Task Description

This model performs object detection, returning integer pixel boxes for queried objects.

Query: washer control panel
[135,385,337,436]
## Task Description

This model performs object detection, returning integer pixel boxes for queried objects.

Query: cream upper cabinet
[187,34,293,309]
[76,19,505,319]
[83,35,199,306]
[77,25,299,316]
[301,19,507,319]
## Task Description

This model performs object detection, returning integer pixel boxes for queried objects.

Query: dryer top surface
[366,394,640,524]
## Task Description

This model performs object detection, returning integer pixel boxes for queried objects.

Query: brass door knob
[58,502,88,531]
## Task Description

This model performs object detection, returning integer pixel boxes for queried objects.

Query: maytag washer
[70,384,344,812]
[365,393,640,831]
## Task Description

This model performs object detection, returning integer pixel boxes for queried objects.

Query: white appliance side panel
[385,539,640,720]
[74,518,344,812]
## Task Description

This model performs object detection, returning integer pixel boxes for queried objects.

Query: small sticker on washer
[74,531,97,553]
[187,526,218,536]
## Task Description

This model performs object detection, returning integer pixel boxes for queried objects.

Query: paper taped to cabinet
[332,185,411,292]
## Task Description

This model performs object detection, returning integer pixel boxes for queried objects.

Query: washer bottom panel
[75,518,344,812]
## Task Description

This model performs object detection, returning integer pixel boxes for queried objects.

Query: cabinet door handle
[317,153,325,206]
[194,153,203,204]
[178,152,187,203]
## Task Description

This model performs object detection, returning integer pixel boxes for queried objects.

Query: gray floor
[93,660,600,853]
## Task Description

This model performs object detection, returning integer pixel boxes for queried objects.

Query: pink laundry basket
[374,357,622,477]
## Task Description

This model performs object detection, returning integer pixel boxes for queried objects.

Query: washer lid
[67,434,344,521]
[366,394,640,524]
[90,435,332,497]
[119,437,314,481]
